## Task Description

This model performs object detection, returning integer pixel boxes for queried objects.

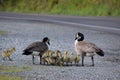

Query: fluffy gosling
[45,51,57,65]
[55,50,63,66]
[56,50,62,58]
[2,47,16,61]
[42,50,55,65]
[68,52,76,66]
[62,51,69,66]
[74,54,81,66]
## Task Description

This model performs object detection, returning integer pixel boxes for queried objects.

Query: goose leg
[40,55,42,64]
[91,56,94,66]
[82,53,85,66]
[8,56,12,61]
[32,56,35,64]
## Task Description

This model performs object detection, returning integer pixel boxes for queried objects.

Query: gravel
[0,20,120,80]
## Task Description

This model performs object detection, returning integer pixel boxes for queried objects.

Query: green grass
[0,0,120,16]
[0,75,22,80]
[0,65,32,80]
[0,65,32,73]
[0,30,7,35]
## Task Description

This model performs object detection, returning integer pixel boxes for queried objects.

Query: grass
[0,0,120,16]
[0,65,32,73]
[0,65,31,80]
[0,75,22,80]
[0,30,7,35]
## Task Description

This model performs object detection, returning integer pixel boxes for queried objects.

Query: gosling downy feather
[47,52,57,65]
[2,47,16,61]
[55,50,63,66]
[41,50,53,64]
[62,51,69,65]
[56,50,62,58]
[69,52,75,65]
[74,54,81,66]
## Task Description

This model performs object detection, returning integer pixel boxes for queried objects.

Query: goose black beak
[75,37,77,40]
[48,41,50,45]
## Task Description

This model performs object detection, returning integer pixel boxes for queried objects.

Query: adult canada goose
[74,32,104,66]
[22,37,50,64]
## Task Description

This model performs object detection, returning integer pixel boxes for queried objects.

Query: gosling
[55,50,63,66]
[2,47,16,61]
[46,51,57,65]
[68,52,75,66]
[42,50,55,65]
[56,50,62,58]
[62,51,69,66]
[74,54,81,66]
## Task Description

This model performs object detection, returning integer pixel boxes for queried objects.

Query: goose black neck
[78,35,84,41]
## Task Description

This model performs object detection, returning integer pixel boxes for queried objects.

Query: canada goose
[68,52,75,66]
[2,47,16,61]
[74,54,81,66]
[22,37,50,64]
[62,51,69,66]
[74,32,104,66]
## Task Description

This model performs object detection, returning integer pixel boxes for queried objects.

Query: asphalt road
[0,12,120,80]
[0,12,120,33]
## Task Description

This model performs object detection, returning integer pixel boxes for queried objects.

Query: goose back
[75,41,104,56]
[23,41,48,55]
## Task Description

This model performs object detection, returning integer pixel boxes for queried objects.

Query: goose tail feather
[96,49,104,56]
[22,50,32,55]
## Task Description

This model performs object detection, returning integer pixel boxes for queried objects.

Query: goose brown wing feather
[24,41,48,53]
[76,41,102,53]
